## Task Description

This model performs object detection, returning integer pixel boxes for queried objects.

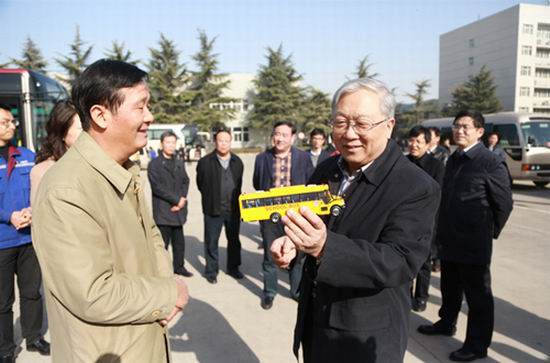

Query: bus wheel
[534,181,548,188]
[330,205,342,217]
[270,212,281,223]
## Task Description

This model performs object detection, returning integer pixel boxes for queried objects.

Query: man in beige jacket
[32,59,189,363]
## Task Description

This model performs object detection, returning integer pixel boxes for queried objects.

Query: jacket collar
[73,132,138,195]
[361,139,401,186]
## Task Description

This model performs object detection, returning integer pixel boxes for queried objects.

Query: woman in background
[30,100,82,204]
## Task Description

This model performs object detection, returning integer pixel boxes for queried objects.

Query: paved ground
[12,153,550,362]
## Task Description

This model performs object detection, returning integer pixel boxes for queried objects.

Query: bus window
[290,195,300,203]
[493,124,520,147]
[521,121,550,147]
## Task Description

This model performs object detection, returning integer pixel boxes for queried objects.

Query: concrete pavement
[11,153,550,362]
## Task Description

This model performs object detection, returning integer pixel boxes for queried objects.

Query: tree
[300,87,331,135]
[10,36,48,72]
[0,54,10,68]
[104,41,139,65]
[147,33,191,124]
[55,26,93,84]
[354,55,379,79]
[185,30,235,130]
[247,45,304,135]
[406,79,431,123]
[447,65,501,114]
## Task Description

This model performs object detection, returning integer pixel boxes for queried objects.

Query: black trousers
[203,212,241,278]
[158,225,186,273]
[260,220,303,300]
[412,255,432,301]
[438,260,494,354]
[0,244,44,355]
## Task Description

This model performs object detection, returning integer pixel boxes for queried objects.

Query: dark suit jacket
[196,152,244,216]
[309,148,331,168]
[294,140,441,363]
[407,153,445,186]
[430,145,450,164]
[147,154,190,226]
[252,146,314,191]
[438,143,513,265]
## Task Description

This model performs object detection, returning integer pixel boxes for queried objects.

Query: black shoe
[0,353,15,363]
[227,269,244,279]
[417,323,456,336]
[26,337,51,356]
[261,296,274,310]
[206,276,218,284]
[412,299,427,312]
[449,347,487,362]
[176,267,193,277]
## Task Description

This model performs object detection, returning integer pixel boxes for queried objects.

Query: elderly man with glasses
[270,78,441,363]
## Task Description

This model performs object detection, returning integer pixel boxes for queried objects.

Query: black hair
[160,130,177,143]
[408,125,432,144]
[71,59,148,131]
[35,100,78,163]
[428,126,441,137]
[453,110,485,128]
[272,121,296,135]
[214,128,231,141]
[0,103,12,113]
[310,128,326,139]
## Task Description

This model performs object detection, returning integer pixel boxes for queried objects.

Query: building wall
[439,4,550,114]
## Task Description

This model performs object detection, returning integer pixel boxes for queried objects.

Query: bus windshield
[521,120,550,147]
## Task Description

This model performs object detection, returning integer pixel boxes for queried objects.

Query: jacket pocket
[328,299,390,332]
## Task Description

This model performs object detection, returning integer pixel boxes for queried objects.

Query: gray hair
[331,78,396,119]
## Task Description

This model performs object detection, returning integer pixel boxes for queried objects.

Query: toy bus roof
[240,184,330,200]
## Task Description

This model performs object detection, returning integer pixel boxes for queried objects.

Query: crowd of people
[0,59,514,363]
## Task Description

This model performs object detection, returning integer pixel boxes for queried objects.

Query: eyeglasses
[452,124,477,132]
[0,119,19,129]
[331,116,388,136]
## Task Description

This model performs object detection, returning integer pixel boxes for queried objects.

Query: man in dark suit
[270,78,441,362]
[253,121,314,309]
[196,129,244,284]
[486,132,507,161]
[418,111,513,362]
[308,128,331,168]
[428,126,450,164]
[148,130,192,277]
[407,125,445,312]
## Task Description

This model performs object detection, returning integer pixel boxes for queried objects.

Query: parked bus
[0,68,68,151]
[422,112,550,187]
[146,123,211,161]
[239,184,345,223]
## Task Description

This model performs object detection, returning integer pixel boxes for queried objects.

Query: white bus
[423,112,550,188]
[0,68,68,151]
[146,123,211,161]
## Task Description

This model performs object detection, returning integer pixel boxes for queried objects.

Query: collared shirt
[336,157,373,195]
[273,152,292,187]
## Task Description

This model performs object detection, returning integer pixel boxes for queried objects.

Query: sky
[1,0,548,102]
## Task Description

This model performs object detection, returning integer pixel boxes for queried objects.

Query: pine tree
[448,65,501,114]
[186,30,235,130]
[147,33,191,124]
[406,79,431,123]
[354,55,379,79]
[55,26,93,84]
[0,54,10,68]
[11,36,48,72]
[104,41,139,65]
[301,87,331,134]
[247,45,304,134]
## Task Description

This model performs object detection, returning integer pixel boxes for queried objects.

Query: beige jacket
[32,132,178,363]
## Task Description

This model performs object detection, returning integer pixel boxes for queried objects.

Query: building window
[521,66,531,76]
[521,45,532,56]
[537,49,550,58]
[519,107,529,113]
[468,57,474,66]
[232,127,249,142]
[536,68,550,78]
[535,88,550,97]
[469,38,475,48]
[520,87,530,96]
[523,24,534,35]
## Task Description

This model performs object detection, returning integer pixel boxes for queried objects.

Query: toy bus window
[273,197,282,205]
[290,195,300,203]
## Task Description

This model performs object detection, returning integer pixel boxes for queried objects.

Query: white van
[423,112,550,187]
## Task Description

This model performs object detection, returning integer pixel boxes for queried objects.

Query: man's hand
[10,208,32,230]
[270,236,297,269]
[282,207,327,258]
[160,276,189,326]
[170,197,187,213]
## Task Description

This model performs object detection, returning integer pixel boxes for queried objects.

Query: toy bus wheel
[270,212,281,223]
[330,205,342,217]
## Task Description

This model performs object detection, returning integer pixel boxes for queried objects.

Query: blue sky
[1,0,547,102]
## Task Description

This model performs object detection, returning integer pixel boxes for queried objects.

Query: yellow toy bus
[239,184,345,223]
